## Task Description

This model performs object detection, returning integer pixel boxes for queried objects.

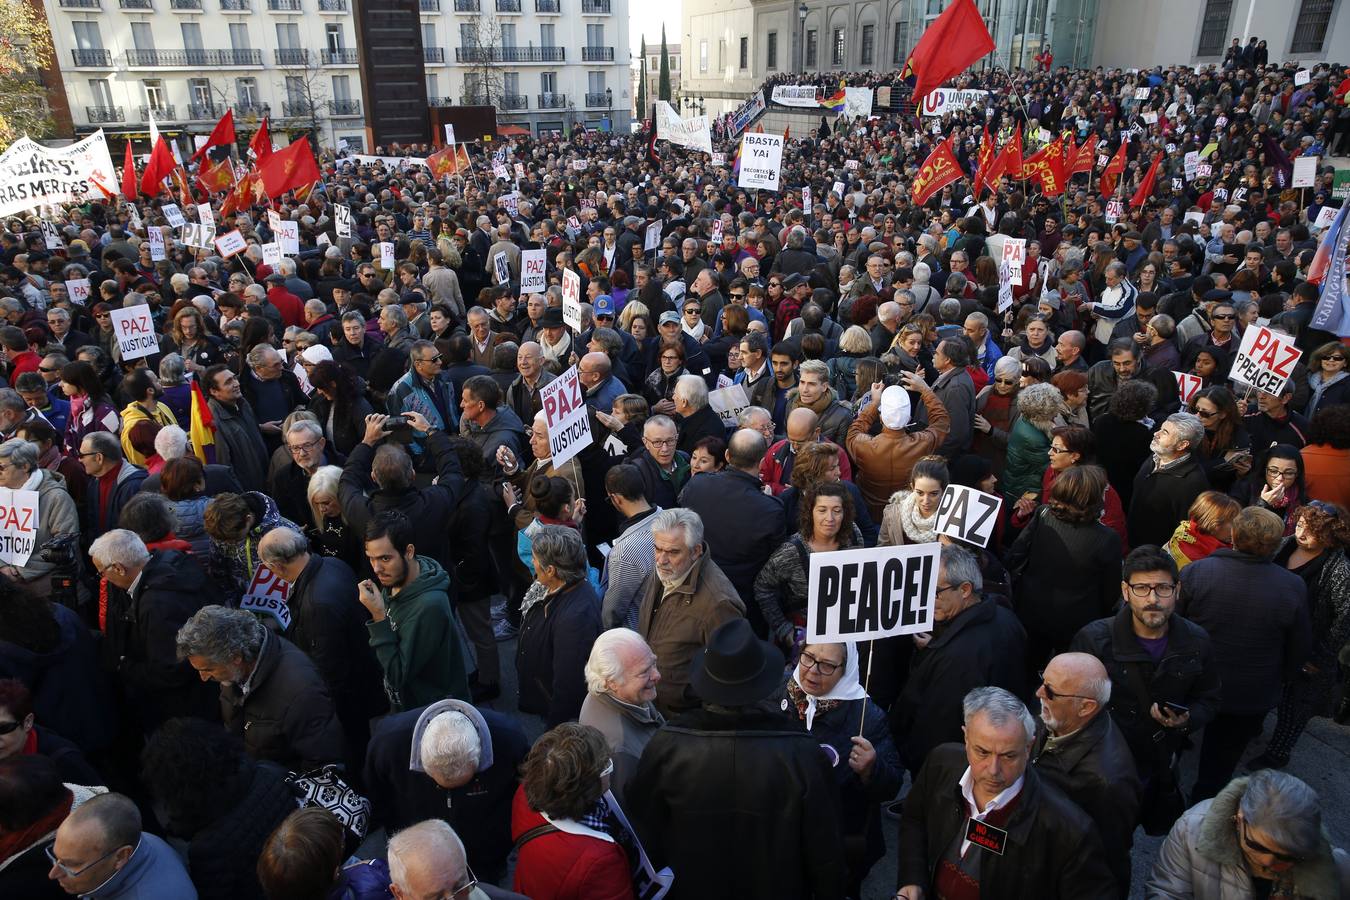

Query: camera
[381,415,413,432]
[39,534,80,609]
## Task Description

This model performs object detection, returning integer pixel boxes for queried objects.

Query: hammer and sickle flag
[257,136,321,200]
[912,136,962,205]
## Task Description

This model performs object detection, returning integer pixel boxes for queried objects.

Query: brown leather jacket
[846,389,950,521]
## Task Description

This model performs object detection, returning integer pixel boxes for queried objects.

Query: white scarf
[791,641,869,730]
[892,490,940,543]
[682,319,706,341]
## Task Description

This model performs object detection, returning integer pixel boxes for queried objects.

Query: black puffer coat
[185,760,298,900]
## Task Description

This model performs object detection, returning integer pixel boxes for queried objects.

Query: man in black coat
[1127,412,1211,548]
[897,687,1117,900]
[678,429,785,633]
[672,375,727,456]
[363,698,528,883]
[267,419,344,526]
[91,530,220,734]
[889,545,1027,776]
[1031,652,1141,896]
[258,528,388,771]
[1178,507,1311,801]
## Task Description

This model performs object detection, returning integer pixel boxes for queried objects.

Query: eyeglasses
[1239,818,1303,864]
[288,437,323,456]
[1266,466,1298,478]
[645,436,677,448]
[599,758,615,778]
[729,293,746,300]
[39,366,62,374]
[46,844,124,880]
[768,281,782,287]
[417,355,443,365]
[1125,581,1177,598]
[1211,313,1236,321]
[1195,407,1218,419]
[660,354,681,363]
[799,651,843,676]
[77,450,102,459]
[684,307,702,315]
[1048,445,1074,455]
[1038,671,1098,702]
[1326,355,1346,363]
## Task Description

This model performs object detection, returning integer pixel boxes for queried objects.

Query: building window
[326,24,343,52]
[718,38,726,70]
[143,80,166,110]
[699,39,708,73]
[73,21,104,50]
[766,31,777,69]
[131,22,155,51]
[236,77,259,107]
[229,23,250,49]
[540,71,556,93]
[276,22,300,49]
[739,36,748,70]
[426,73,438,96]
[831,27,844,66]
[181,22,203,50]
[501,23,515,46]
[89,78,114,108]
[332,74,351,100]
[422,24,437,49]
[805,29,817,67]
[893,22,904,63]
[860,24,874,65]
[1290,0,1333,53]
[189,78,211,106]
[1196,0,1233,56]
[540,23,554,46]
[587,24,603,47]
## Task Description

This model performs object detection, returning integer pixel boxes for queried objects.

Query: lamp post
[798,3,808,73]
[606,87,613,131]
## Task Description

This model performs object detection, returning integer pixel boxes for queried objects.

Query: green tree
[0,0,55,149]
[658,26,671,103]
[636,37,647,121]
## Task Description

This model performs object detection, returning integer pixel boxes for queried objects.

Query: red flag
[191,109,236,164]
[904,0,996,102]
[426,144,458,180]
[140,137,177,197]
[1001,126,1024,179]
[1021,136,1068,196]
[911,136,962,205]
[972,125,996,197]
[197,156,235,195]
[1130,153,1163,208]
[121,140,138,202]
[170,167,195,207]
[257,136,321,200]
[249,118,273,163]
[1070,134,1098,175]
[1099,140,1128,197]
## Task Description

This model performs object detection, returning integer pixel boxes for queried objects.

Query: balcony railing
[500,93,528,109]
[582,46,613,61]
[267,0,301,9]
[170,0,202,9]
[139,105,176,120]
[322,48,358,64]
[535,0,559,10]
[86,106,123,123]
[124,48,263,67]
[234,102,271,117]
[495,0,520,10]
[536,93,566,108]
[59,0,102,8]
[424,47,445,63]
[219,0,250,9]
[581,0,608,11]
[453,0,478,9]
[71,49,113,67]
[457,45,564,62]
[419,0,439,9]
[585,91,611,107]
[282,100,314,117]
[187,103,220,119]
[319,0,347,8]
[328,99,361,115]
[119,0,152,8]
[275,48,310,65]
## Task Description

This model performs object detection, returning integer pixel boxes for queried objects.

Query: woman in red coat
[511,723,635,900]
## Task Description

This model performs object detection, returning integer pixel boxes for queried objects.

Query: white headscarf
[791,641,869,730]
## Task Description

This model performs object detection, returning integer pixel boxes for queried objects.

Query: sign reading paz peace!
[539,367,593,468]
[934,485,1003,549]
[110,306,159,361]
[1231,324,1301,396]
[1174,371,1203,405]
[807,543,941,643]
[0,488,40,567]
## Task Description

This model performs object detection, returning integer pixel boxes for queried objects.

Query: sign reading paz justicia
[539,366,592,467]
[110,306,159,361]
[807,543,940,643]
[0,488,40,567]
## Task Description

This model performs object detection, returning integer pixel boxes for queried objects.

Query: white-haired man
[579,628,663,803]
[388,819,527,900]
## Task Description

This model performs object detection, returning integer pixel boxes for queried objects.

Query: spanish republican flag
[257,136,321,200]
[904,0,996,102]
[911,135,962,205]
[189,376,216,464]
[821,81,847,113]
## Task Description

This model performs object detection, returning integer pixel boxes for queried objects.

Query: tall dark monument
[352,0,432,148]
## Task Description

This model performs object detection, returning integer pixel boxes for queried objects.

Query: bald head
[786,407,821,444]
[726,427,768,471]
[387,820,469,898]
[1037,652,1111,737]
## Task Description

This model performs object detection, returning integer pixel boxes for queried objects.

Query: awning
[497,125,530,137]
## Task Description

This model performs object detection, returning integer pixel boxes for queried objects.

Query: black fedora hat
[690,618,785,707]
[539,306,565,328]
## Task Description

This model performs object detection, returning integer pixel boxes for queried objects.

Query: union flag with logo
[197,156,235,195]
[911,136,962,205]
[1020,136,1068,196]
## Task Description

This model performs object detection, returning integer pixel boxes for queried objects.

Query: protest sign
[603,791,673,899]
[807,543,941,643]
[110,306,159,361]
[1196,161,1212,179]
[64,278,91,305]
[1292,155,1318,189]
[40,220,64,250]
[1000,238,1026,284]
[239,565,292,629]
[514,162,526,180]
[1230,324,1301,395]
[335,204,352,238]
[802,185,812,210]
[737,132,783,191]
[709,220,723,245]
[1183,210,1204,226]
[708,383,750,428]
[127,205,142,233]
[213,229,246,258]
[1175,371,1202,405]
[1315,205,1338,230]
[997,264,1014,313]
[1104,198,1123,224]
[728,90,766,136]
[1295,69,1311,86]
[275,220,300,255]
[770,85,821,107]
[0,488,40,567]
[1183,151,1199,181]
[845,159,859,171]
[831,180,845,197]
[521,248,546,293]
[644,221,662,251]
[561,268,583,331]
[934,485,1003,548]
[655,101,713,155]
[197,203,215,227]
[181,222,216,250]
[147,227,166,261]
[1134,87,1151,100]
[261,242,283,266]
[711,152,726,166]
[162,204,185,228]
[539,366,592,467]
[378,242,396,269]
[444,123,456,145]
[492,162,509,181]
[566,215,581,231]
[571,159,588,172]
[493,251,510,285]
[919,88,988,117]
[0,130,118,217]
[316,232,331,247]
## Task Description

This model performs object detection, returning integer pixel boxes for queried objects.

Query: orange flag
[426,144,458,180]
[911,136,962,205]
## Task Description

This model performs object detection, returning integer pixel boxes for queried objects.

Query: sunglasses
[1326,355,1346,362]
[1211,313,1236,320]
[1037,671,1097,702]
[1240,818,1303,864]
[0,719,24,735]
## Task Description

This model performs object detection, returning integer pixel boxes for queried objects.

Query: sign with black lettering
[0,488,39,566]
[109,306,159,361]
[737,133,783,191]
[540,366,593,467]
[934,484,1002,548]
[1230,324,1301,396]
[965,818,1007,855]
[239,564,292,629]
[807,543,939,643]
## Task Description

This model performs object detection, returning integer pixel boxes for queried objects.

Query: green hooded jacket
[367,555,470,711]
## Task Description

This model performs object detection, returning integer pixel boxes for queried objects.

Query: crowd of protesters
[1,45,1349,900]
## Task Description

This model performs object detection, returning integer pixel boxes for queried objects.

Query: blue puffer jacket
[171,495,212,555]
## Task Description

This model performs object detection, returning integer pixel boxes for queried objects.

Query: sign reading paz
[561,268,583,331]
[539,367,593,468]
[1231,325,1301,395]
[934,485,1003,549]
[0,488,40,567]
[807,543,940,643]
[239,565,292,629]
[109,306,159,361]
[521,249,546,293]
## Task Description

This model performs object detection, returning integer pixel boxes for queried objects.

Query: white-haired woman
[303,464,364,573]
[578,629,664,805]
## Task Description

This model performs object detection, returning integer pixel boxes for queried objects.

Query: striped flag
[189,376,216,464]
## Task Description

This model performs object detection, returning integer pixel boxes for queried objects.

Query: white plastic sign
[561,269,583,331]
[934,484,1002,549]
[213,229,247,258]
[711,152,726,166]
[1231,325,1301,395]
[261,242,282,266]
[275,220,300,255]
[1174,371,1203,405]
[239,564,292,629]
[737,132,784,191]
[110,306,159,361]
[335,204,352,238]
[0,488,40,566]
[1295,69,1311,86]
[64,278,92,305]
[444,123,456,145]
[493,251,510,285]
[708,383,750,427]
[162,203,185,227]
[644,221,662,251]
[197,203,215,227]
[147,227,166,261]
[492,162,509,181]
[521,248,546,293]
[379,242,396,269]
[807,542,941,642]
[40,221,64,249]
[1292,156,1318,189]
[802,185,812,210]
[539,366,593,467]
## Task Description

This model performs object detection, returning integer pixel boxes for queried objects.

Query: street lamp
[798,3,809,73]
[606,87,613,131]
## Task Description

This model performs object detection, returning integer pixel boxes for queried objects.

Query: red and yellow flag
[1021,136,1068,196]
[972,125,997,197]
[189,376,216,464]
[197,156,235,195]
[911,136,962,205]
[1099,140,1129,197]
[1070,134,1098,175]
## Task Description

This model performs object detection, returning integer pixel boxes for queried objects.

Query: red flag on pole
[257,136,321,200]
[1130,153,1163,208]
[1001,127,1024,179]
[904,0,996,103]
[1099,141,1128,197]
[1070,134,1098,175]
[972,125,996,197]
[911,136,962,205]
[191,109,236,164]
[140,137,177,197]
[249,118,273,163]
[197,156,235,195]
[121,140,138,201]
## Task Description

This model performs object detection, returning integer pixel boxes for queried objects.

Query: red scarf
[0,787,72,865]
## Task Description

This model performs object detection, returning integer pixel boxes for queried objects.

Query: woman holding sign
[779,641,900,897]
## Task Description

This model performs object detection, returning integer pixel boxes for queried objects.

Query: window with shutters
[831,27,844,67]
[860,24,874,65]
[1290,0,1333,53]
[1196,0,1233,56]
[739,36,748,70]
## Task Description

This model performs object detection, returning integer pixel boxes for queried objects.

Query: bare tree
[276,50,330,146]
[461,12,504,106]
